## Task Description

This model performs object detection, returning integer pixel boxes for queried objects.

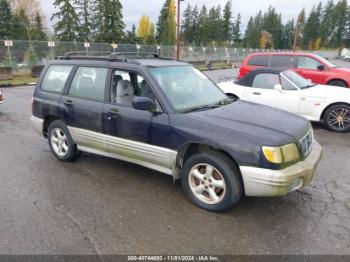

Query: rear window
[41,65,73,93]
[271,56,296,67]
[247,55,269,66]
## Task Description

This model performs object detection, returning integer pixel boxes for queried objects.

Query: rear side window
[271,56,296,67]
[41,65,73,93]
[247,55,269,66]
[252,73,280,89]
[69,67,108,102]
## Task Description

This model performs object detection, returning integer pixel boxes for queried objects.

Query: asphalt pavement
[0,67,349,255]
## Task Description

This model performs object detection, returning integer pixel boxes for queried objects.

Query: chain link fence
[0,40,293,70]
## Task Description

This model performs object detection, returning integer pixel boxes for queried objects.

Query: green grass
[0,74,38,86]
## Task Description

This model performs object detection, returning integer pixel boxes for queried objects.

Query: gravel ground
[0,62,349,255]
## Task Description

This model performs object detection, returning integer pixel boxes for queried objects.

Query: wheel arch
[327,78,348,87]
[43,115,63,137]
[176,143,244,192]
[320,102,350,120]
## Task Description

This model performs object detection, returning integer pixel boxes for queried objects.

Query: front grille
[299,129,313,157]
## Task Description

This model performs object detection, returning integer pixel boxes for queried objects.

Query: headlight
[262,143,300,164]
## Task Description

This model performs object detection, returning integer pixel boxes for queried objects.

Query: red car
[238,52,350,88]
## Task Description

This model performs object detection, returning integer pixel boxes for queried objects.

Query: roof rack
[55,51,173,63]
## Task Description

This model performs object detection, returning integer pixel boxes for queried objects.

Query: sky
[40,0,329,32]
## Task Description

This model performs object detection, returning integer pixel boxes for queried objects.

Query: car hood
[302,84,350,102]
[183,100,311,145]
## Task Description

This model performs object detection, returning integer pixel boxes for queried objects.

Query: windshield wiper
[218,98,235,105]
[182,104,221,114]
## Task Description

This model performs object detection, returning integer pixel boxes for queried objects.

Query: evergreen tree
[76,0,93,42]
[156,0,171,43]
[11,8,29,40]
[281,19,294,49]
[161,0,176,45]
[0,0,12,39]
[94,0,125,43]
[222,0,233,44]
[32,12,47,41]
[181,4,193,45]
[125,24,139,44]
[51,0,80,41]
[232,13,241,45]
[196,5,209,46]
[320,0,335,48]
[302,4,322,49]
[146,23,157,45]
[262,6,282,49]
[191,5,199,45]
[330,0,348,48]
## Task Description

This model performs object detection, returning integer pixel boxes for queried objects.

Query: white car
[218,68,350,132]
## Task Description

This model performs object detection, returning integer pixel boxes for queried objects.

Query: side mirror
[274,84,283,92]
[317,64,325,71]
[132,97,156,112]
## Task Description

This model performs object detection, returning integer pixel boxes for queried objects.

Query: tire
[48,120,81,161]
[328,80,348,88]
[324,104,350,133]
[181,151,242,212]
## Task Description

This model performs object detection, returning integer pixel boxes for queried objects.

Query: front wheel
[324,104,350,132]
[181,151,242,212]
[48,120,81,161]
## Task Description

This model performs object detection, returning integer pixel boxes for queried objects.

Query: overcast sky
[40,0,329,32]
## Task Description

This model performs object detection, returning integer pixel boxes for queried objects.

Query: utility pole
[176,0,184,60]
[293,9,304,52]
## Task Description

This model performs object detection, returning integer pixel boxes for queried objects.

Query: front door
[102,69,173,173]
[249,72,301,114]
[295,56,327,84]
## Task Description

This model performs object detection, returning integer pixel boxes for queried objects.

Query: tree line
[0,0,350,51]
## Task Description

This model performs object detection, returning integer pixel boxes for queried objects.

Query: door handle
[252,92,261,95]
[64,100,73,107]
[107,109,120,119]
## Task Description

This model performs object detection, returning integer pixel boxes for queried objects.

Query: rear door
[249,73,301,114]
[62,66,108,140]
[295,56,327,84]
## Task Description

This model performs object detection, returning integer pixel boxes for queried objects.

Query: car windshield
[149,66,230,113]
[282,70,316,89]
[314,54,338,68]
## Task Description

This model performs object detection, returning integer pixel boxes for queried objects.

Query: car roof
[248,52,314,57]
[135,59,189,67]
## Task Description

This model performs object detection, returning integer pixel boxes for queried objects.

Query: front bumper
[240,141,323,197]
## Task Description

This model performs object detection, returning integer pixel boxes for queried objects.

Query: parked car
[0,90,4,104]
[238,52,350,88]
[219,68,350,132]
[31,53,322,212]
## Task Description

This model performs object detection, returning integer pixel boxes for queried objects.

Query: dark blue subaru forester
[31,53,322,212]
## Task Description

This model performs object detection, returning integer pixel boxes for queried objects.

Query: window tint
[69,67,107,101]
[281,76,297,90]
[247,55,269,66]
[298,56,322,70]
[252,73,280,89]
[41,65,73,93]
[271,56,296,67]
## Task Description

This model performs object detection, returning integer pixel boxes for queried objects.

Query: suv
[239,52,350,88]
[31,53,322,212]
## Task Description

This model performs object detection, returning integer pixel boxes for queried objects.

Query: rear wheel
[48,120,81,161]
[328,80,348,88]
[324,104,350,132]
[181,151,242,212]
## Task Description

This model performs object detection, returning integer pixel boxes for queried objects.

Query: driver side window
[252,73,280,89]
[110,69,156,108]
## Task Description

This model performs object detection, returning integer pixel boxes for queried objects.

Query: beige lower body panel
[68,126,177,176]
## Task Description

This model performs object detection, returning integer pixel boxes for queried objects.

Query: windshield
[282,70,315,89]
[150,66,228,113]
[314,54,337,68]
